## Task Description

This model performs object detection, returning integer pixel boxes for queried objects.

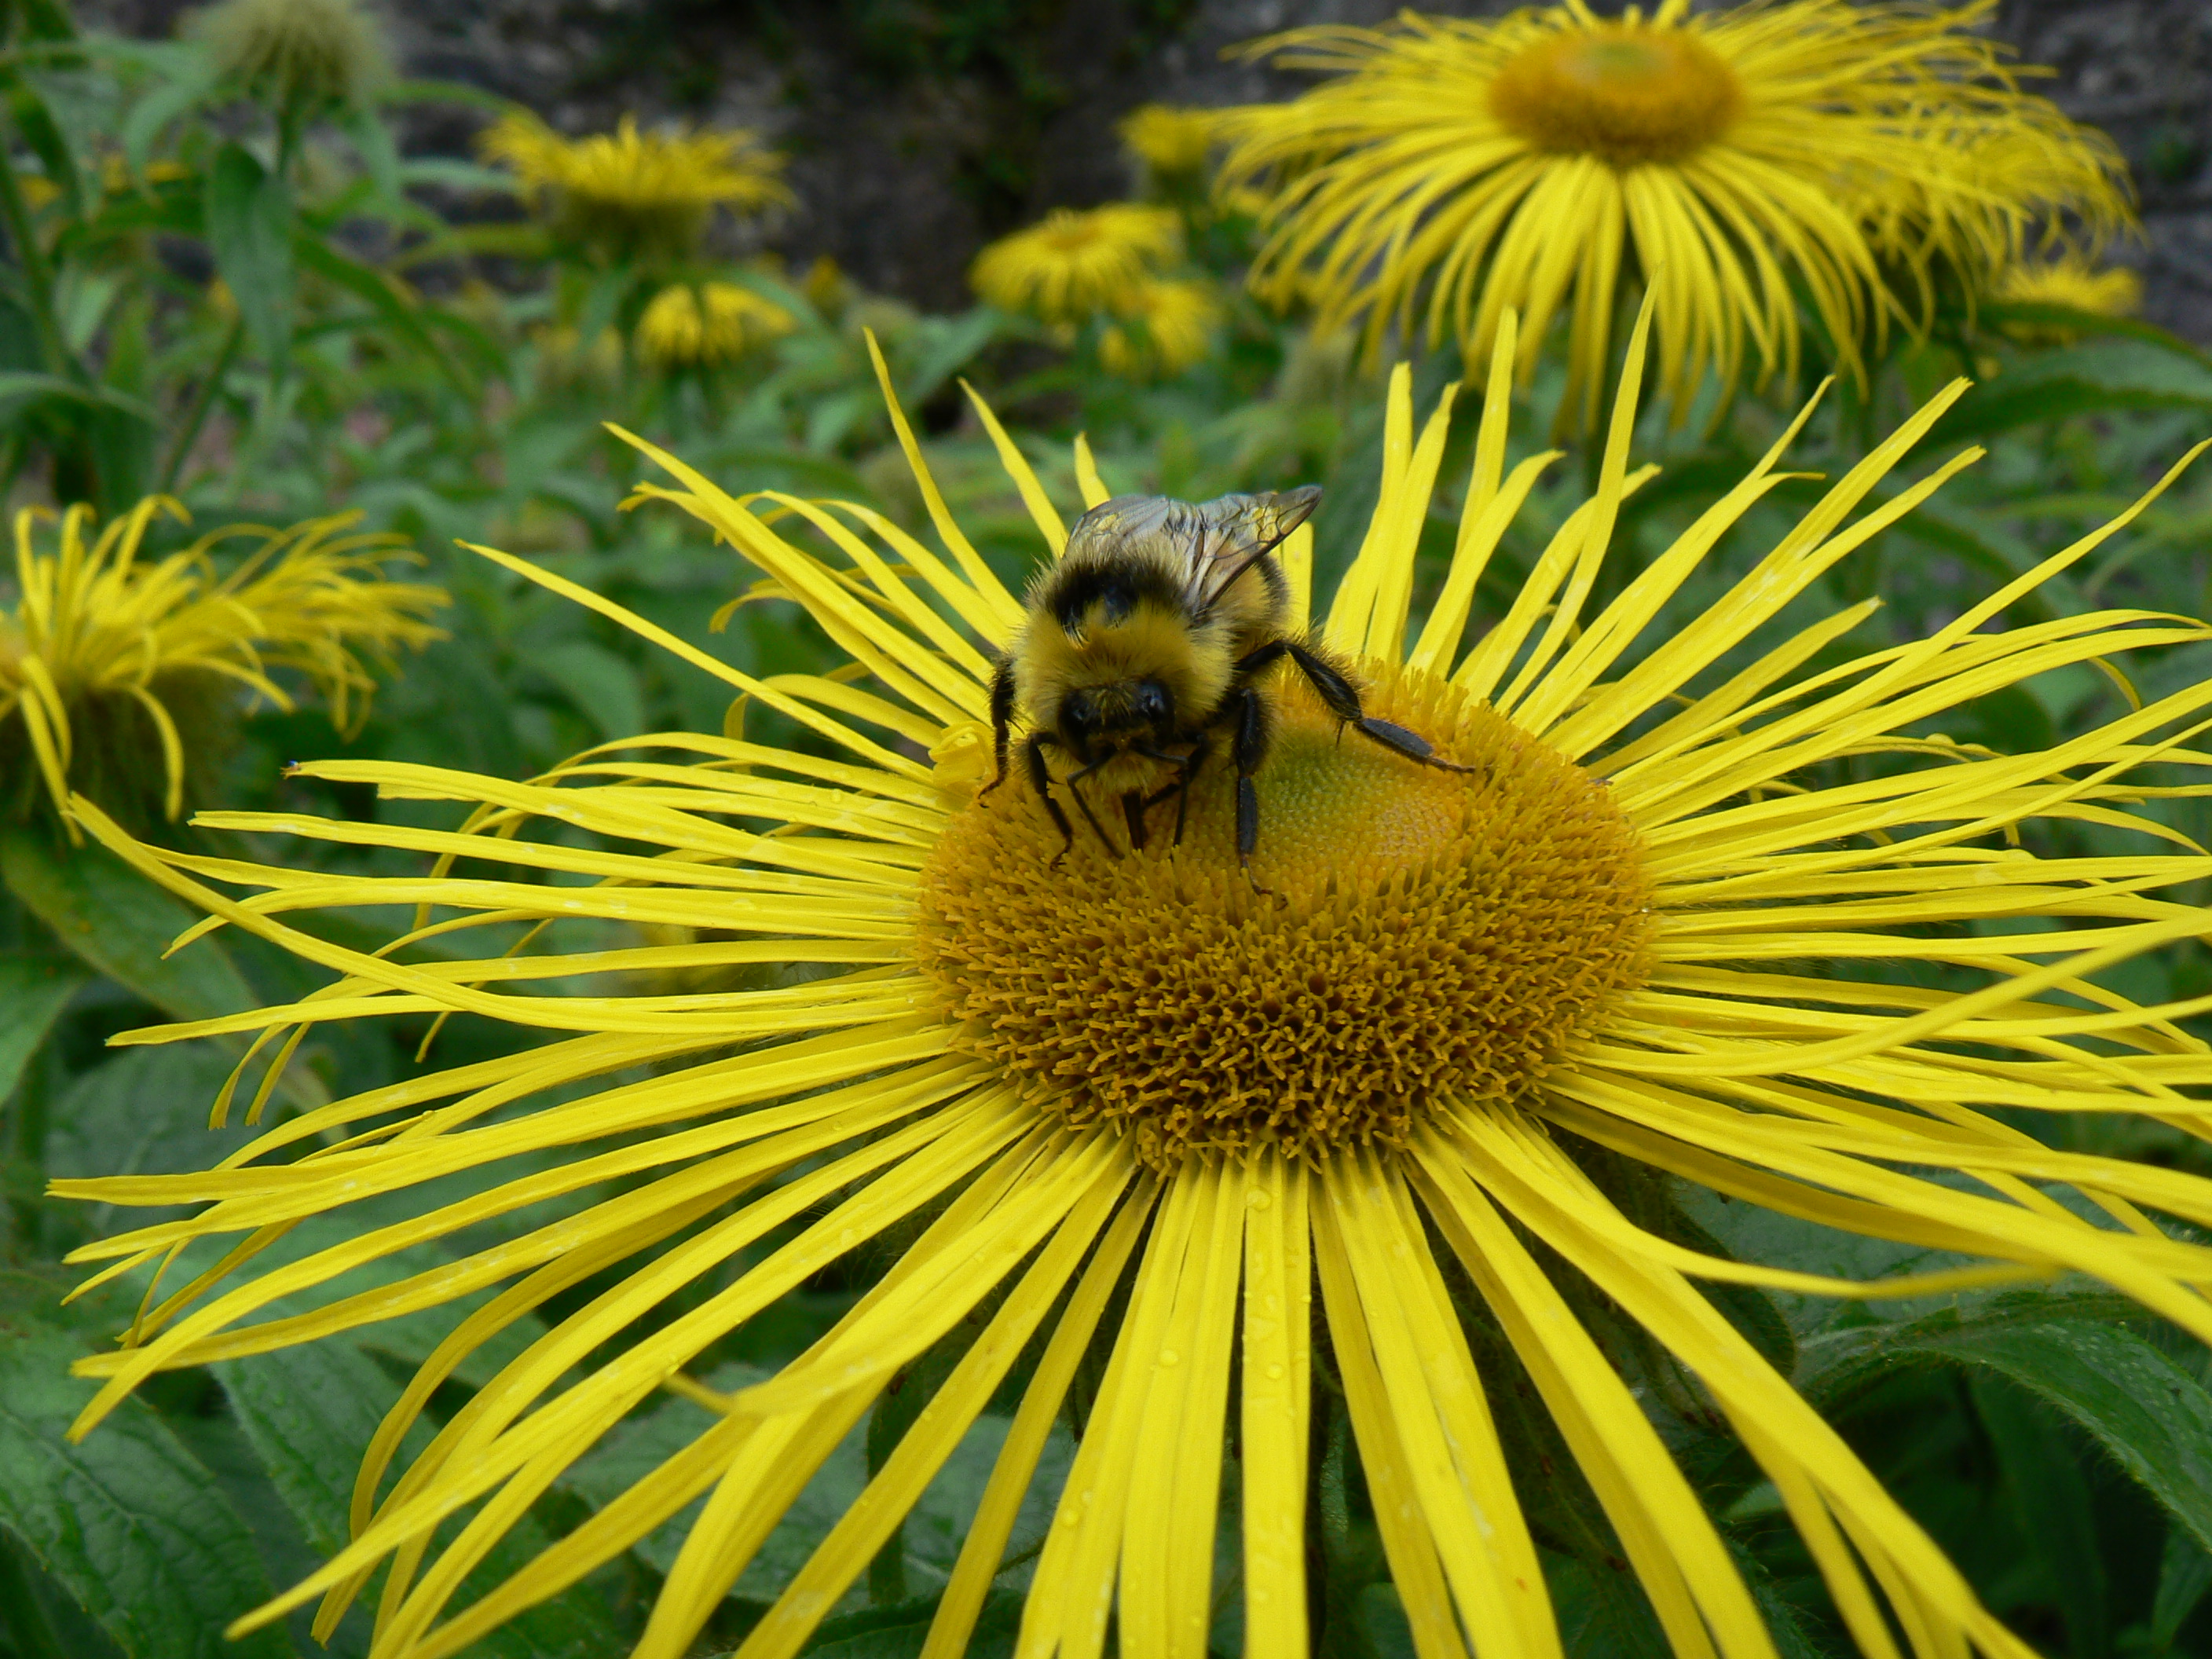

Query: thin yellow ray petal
[738,1166,1127,1659]
[1323,1156,1558,1659]
[922,1178,1157,1659]
[1240,1154,1311,1659]
[862,333,1024,628]
[1120,1160,1245,1659]
[1072,434,1110,510]
[1020,1174,1200,1659]
[1280,522,1314,634]
[963,379,1068,557]
[460,541,928,778]
[1452,464,1661,701]
[1407,451,1558,680]
[1495,287,1657,715]
[1411,1133,1775,1659]
[1309,1192,1463,1659]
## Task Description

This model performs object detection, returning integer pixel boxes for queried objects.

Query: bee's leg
[1279,640,1477,774]
[1133,738,1205,845]
[1232,687,1274,889]
[1060,756,1124,858]
[1119,790,1148,851]
[1167,734,1209,845]
[980,654,1016,798]
[1024,735,1077,866]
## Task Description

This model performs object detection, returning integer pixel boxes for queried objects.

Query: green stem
[156,313,243,494]
[0,146,73,381]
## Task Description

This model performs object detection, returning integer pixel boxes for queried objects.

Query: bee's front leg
[1024,735,1076,866]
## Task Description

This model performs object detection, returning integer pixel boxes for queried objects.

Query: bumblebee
[982,486,1471,868]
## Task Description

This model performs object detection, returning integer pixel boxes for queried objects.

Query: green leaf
[0,369,160,426]
[1547,1553,1669,1659]
[1804,1304,2212,1558]
[337,108,401,211]
[43,1047,268,1227]
[1926,339,2212,448]
[219,1348,628,1659]
[0,1326,292,1659]
[2152,1526,2212,1650]
[0,828,259,1027]
[1971,1372,2107,1658]
[0,950,83,1103]
[793,1588,1022,1657]
[204,142,292,361]
[533,639,647,744]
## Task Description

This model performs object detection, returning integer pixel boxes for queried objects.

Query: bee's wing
[1182,485,1323,612]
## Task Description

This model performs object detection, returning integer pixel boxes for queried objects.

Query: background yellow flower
[634,281,797,369]
[1099,276,1224,379]
[969,203,1182,324]
[482,112,792,261]
[1215,0,2133,427]
[0,497,444,832]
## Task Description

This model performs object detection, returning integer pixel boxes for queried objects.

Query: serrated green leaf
[1804,1306,2212,1558]
[212,1342,405,1559]
[0,1327,293,1659]
[204,142,291,361]
[0,828,261,1027]
[0,950,84,1103]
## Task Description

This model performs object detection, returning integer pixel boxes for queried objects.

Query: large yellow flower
[480,112,792,261]
[969,203,1182,324]
[53,313,2212,1659]
[1215,0,2132,427]
[0,498,442,832]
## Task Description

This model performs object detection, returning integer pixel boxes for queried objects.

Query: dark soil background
[80,0,2212,339]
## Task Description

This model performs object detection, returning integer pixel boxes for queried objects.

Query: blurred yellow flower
[969,203,1181,324]
[1101,276,1225,377]
[635,280,797,368]
[1119,103,1220,178]
[480,112,792,261]
[0,498,444,832]
[1995,252,2142,317]
[1217,0,2133,427]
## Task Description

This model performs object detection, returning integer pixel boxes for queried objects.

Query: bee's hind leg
[1278,640,1475,774]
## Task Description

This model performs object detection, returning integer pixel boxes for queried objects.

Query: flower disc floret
[919,672,1652,1168]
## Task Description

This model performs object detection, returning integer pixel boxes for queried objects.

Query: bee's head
[1058,679,1174,755]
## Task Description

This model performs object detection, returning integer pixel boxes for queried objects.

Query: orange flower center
[914,663,1654,1169]
[1490,24,1743,167]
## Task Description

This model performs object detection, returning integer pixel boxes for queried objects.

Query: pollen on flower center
[1489,24,1742,167]
[914,665,1655,1169]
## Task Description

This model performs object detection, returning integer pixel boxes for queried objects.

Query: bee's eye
[1063,690,1097,732]
[1136,681,1172,723]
